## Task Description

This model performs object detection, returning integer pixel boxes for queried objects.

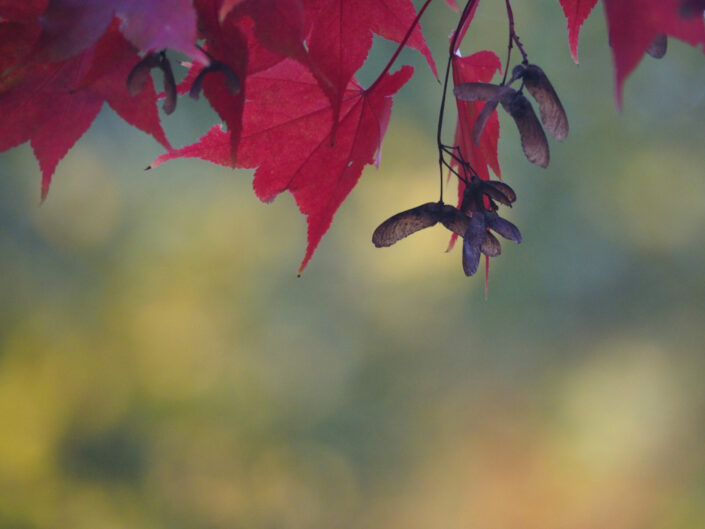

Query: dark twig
[501,0,528,85]
[437,0,481,202]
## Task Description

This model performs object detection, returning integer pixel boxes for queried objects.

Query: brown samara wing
[485,212,522,243]
[127,53,160,96]
[500,91,550,168]
[453,82,503,102]
[472,99,500,146]
[439,205,471,236]
[372,202,445,248]
[482,180,517,207]
[127,52,177,114]
[462,212,487,276]
[518,64,569,142]
[480,231,501,257]
[160,56,177,115]
[646,34,667,58]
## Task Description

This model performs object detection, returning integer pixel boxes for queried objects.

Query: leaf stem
[366,0,435,94]
[436,0,480,202]
[501,0,527,84]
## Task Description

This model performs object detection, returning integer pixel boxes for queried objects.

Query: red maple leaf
[220,0,437,137]
[236,15,294,75]
[451,51,502,181]
[306,0,436,127]
[557,0,599,63]
[602,0,705,108]
[225,0,339,111]
[0,20,170,199]
[150,60,413,273]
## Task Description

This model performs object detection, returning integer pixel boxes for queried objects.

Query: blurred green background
[2,1,705,528]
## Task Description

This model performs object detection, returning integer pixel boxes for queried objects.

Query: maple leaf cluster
[0,0,703,276]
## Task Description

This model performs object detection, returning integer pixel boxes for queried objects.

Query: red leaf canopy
[0,0,432,269]
[2,0,704,271]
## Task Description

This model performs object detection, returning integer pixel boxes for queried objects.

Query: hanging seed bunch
[372,175,521,276]
[453,63,568,168]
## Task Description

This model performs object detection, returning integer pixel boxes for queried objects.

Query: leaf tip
[568,25,581,64]
[298,250,314,277]
[570,45,580,65]
[445,232,459,253]
[614,83,624,113]
[40,170,53,204]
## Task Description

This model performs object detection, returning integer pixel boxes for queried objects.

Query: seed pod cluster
[453,63,568,168]
[372,176,521,277]
[457,176,521,276]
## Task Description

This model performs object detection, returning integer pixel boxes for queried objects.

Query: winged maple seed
[460,174,517,212]
[372,202,470,247]
[646,34,667,59]
[460,210,521,276]
[454,82,549,167]
[372,177,521,277]
[189,59,241,100]
[127,50,177,114]
[453,63,568,168]
[511,64,569,141]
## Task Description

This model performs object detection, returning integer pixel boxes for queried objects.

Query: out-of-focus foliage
[1,2,705,529]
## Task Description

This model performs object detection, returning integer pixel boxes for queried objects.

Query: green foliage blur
[2,2,705,528]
